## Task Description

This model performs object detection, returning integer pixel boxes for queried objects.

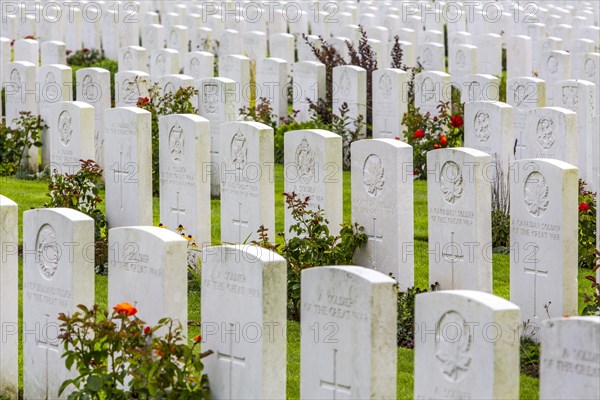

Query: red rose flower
[433,144,440,149]
[414,129,425,139]
[194,334,202,343]
[433,116,438,122]
[450,115,463,128]
[66,49,72,56]
[83,48,89,53]
[394,136,400,140]
[113,302,138,316]
[579,202,590,212]
[440,135,448,147]
[144,326,151,335]
[136,97,150,107]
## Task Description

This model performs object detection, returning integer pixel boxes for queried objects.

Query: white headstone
[372,68,409,139]
[540,50,572,105]
[219,54,251,116]
[197,77,237,196]
[159,114,211,245]
[150,49,180,82]
[202,245,286,400]
[220,121,275,243]
[119,46,148,72]
[13,39,38,64]
[184,51,214,80]
[301,266,397,399]
[415,71,452,118]
[38,64,73,168]
[507,77,546,160]
[293,61,326,123]
[49,101,94,175]
[4,61,37,128]
[269,33,295,69]
[464,101,514,173]
[540,317,600,400]
[572,52,600,111]
[40,41,66,65]
[101,10,120,60]
[284,130,343,236]
[108,226,188,331]
[460,74,500,104]
[23,208,94,400]
[0,196,18,399]
[352,139,414,288]
[256,58,288,125]
[167,25,189,57]
[191,27,213,52]
[473,33,502,76]
[141,24,166,54]
[525,107,577,167]
[115,70,151,107]
[510,158,578,329]
[427,148,492,292]
[414,290,521,399]
[76,67,111,170]
[104,107,153,228]
[417,42,445,71]
[507,35,533,80]
[333,65,367,141]
[449,44,478,85]
[242,31,268,61]
[554,79,597,183]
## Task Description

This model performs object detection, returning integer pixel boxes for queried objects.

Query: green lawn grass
[1,167,596,399]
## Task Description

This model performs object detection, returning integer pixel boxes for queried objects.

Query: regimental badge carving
[58,110,73,146]
[170,29,179,46]
[45,72,59,102]
[10,68,20,85]
[339,69,351,97]
[295,138,316,182]
[546,55,558,74]
[561,85,578,111]
[230,131,247,168]
[456,49,466,69]
[36,224,59,280]
[524,171,549,217]
[82,74,97,102]
[122,51,133,70]
[422,77,435,103]
[203,83,218,114]
[123,77,140,105]
[156,53,166,75]
[514,84,526,107]
[536,118,555,150]
[363,154,385,197]
[584,58,596,78]
[169,123,184,162]
[422,47,433,68]
[379,73,392,99]
[190,57,200,78]
[473,111,490,142]
[163,82,175,95]
[435,311,472,382]
[440,161,463,204]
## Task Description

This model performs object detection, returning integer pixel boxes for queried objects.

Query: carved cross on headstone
[380,118,392,138]
[524,245,549,318]
[441,232,464,289]
[170,191,186,226]
[232,202,249,243]
[367,217,384,266]
[37,313,59,399]
[110,151,129,210]
[218,323,246,399]
[320,348,351,399]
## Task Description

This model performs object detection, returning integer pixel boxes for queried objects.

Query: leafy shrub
[44,159,108,273]
[67,48,105,67]
[578,180,597,269]
[582,249,600,316]
[396,284,439,348]
[136,84,199,196]
[0,112,46,176]
[253,192,368,320]
[58,303,211,399]
[401,101,464,178]
[492,161,511,250]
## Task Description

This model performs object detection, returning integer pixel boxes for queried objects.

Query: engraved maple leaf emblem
[525,173,549,217]
[435,338,472,381]
[363,155,385,197]
[440,162,463,204]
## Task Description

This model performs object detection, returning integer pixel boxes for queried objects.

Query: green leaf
[86,375,103,392]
